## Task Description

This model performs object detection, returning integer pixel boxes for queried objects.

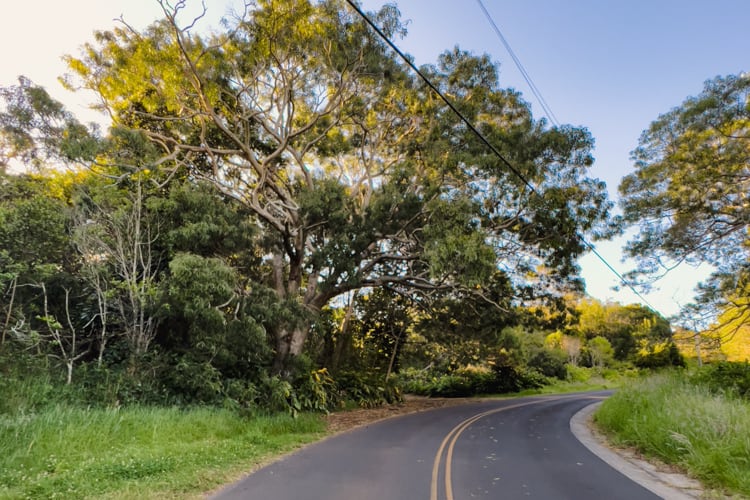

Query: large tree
[12,0,611,371]
[619,73,750,320]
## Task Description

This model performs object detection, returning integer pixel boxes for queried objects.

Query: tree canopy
[0,0,620,400]
[619,73,750,322]
[35,0,610,369]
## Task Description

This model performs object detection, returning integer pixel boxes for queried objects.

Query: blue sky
[2,0,748,318]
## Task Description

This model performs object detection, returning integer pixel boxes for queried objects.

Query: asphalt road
[213,392,660,500]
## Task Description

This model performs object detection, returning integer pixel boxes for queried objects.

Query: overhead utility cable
[474,0,559,127]
[343,0,662,315]
[472,1,661,312]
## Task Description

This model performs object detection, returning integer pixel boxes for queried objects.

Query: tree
[74,177,162,361]
[586,336,613,368]
[619,73,750,318]
[545,331,582,366]
[0,76,102,172]
[31,0,610,372]
[0,173,75,351]
[35,283,90,384]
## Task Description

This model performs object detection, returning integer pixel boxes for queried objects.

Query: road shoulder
[570,402,704,500]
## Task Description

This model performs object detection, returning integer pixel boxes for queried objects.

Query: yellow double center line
[430,395,606,500]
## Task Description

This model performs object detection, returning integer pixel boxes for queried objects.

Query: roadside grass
[0,405,325,499]
[513,366,633,397]
[514,376,620,396]
[594,371,750,498]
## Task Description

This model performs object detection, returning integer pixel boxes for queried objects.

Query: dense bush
[691,361,750,399]
[397,363,547,397]
[334,371,402,408]
[526,348,568,379]
[565,364,592,382]
[633,342,685,368]
[491,363,547,393]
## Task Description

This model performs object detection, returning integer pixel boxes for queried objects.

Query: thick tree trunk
[273,325,310,375]
[273,329,292,374]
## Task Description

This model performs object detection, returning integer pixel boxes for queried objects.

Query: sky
[2,0,748,319]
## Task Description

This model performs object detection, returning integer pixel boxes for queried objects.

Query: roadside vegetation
[595,364,750,498]
[0,400,324,499]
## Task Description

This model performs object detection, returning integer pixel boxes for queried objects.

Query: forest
[0,0,747,414]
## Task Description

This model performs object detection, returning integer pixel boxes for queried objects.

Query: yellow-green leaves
[620,73,750,323]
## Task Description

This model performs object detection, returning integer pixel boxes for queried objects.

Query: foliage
[526,347,568,379]
[334,370,402,408]
[585,336,614,368]
[565,364,592,383]
[714,303,750,362]
[619,73,750,324]
[575,298,671,360]
[398,359,546,397]
[596,372,750,497]
[55,0,611,370]
[633,342,685,369]
[690,361,750,399]
[0,76,103,170]
[0,0,628,415]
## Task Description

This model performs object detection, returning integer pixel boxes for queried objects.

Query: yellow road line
[430,394,606,500]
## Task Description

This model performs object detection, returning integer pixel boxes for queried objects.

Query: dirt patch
[325,396,473,434]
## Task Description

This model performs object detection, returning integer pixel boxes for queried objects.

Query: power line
[344,1,534,194]
[474,0,560,127]
[343,0,664,316]
[473,1,663,312]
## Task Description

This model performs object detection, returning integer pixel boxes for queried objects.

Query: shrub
[395,368,435,396]
[526,348,568,379]
[633,342,686,368]
[566,365,592,382]
[261,375,298,415]
[691,361,750,399]
[295,368,339,413]
[397,362,548,398]
[335,371,402,408]
[492,364,547,392]
[164,357,224,405]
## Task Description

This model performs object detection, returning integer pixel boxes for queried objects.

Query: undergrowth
[595,371,750,497]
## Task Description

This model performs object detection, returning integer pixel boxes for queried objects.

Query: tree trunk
[385,328,404,381]
[331,297,356,373]
[272,323,312,375]
[1,276,17,347]
[694,332,703,367]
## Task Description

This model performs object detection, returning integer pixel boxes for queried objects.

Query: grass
[595,371,750,498]
[0,405,325,499]
[515,376,621,396]
[512,366,634,396]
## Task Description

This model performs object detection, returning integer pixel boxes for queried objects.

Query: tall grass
[0,404,325,499]
[595,372,750,497]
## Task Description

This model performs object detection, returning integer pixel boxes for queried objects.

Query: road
[213,392,660,500]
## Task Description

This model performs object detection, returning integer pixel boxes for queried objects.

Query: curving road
[213,392,659,500]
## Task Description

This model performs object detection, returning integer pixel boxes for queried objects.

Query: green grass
[512,366,634,396]
[595,372,750,497]
[0,405,325,499]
